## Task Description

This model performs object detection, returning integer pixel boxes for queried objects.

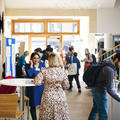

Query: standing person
[16,51,29,78]
[66,46,81,92]
[25,52,45,120]
[81,48,93,89]
[46,47,53,56]
[41,45,53,63]
[66,46,74,66]
[34,53,70,120]
[68,52,81,93]
[42,47,53,67]
[81,48,93,72]
[60,48,66,67]
[113,49,120,79]
[88,60,120,120]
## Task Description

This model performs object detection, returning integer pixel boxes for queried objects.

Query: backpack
[83,61,115,87]
[91,54,96,64]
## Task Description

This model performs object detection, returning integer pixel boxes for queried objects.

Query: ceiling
[5,0,116,9]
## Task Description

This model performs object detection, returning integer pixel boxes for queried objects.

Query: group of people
[15,45,70,120]
[65,46,120,120]
[2,44,120,120]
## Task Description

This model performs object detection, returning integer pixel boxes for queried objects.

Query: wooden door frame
[28,35,63,56]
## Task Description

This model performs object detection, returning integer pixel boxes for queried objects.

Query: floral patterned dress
[34,67,70,120]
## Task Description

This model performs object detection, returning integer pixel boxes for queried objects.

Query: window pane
[31,37,46,52]
[12,35,29,53]
[31,23,44,33]
[48,38,59,53]
[15,23,44,33]
[15,23,20,32]
[73,23,77,32]
[48,22,78,33]
[48,23,62,33]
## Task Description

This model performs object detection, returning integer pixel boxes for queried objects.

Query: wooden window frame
[11,19,80,35]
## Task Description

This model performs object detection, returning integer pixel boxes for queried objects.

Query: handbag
[84,63,91,72]
[68,56,77,75]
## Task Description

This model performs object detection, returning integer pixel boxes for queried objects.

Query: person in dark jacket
[88,60,120,120]
[66,46,74,66]
[67,51,81,93]
[41,47,53,66]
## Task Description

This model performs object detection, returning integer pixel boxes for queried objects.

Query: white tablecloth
[0,78,35,86]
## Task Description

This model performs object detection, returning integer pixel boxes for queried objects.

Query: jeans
[88,88,108,120]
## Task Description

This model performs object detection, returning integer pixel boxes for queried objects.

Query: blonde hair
[48,53,63,67]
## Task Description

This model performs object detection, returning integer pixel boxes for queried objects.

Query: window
[12,19,80,35]
[14,22,44,33]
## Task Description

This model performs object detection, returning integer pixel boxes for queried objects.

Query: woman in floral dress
[34,53,70,120]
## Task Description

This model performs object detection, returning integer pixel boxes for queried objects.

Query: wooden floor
[24,77,93,120]
[67,80,93,120]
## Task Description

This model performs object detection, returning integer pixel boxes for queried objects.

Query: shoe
[78,89,81,93]
[67,88,72,92]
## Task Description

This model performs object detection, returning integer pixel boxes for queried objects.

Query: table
[0,78,34,120]
[108,93,120,120]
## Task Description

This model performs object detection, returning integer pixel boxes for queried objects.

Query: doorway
[29,35,62,55]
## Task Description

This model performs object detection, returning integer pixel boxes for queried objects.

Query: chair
[0,76,29,119]
[18,87,30,120]
[0,94,23,119]
[0,76,16,94]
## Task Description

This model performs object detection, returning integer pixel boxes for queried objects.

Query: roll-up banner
[5,38,16,77]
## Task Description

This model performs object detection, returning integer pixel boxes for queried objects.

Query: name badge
[36,68,40,71]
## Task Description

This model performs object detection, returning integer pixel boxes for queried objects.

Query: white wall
[97,0,120,34]
[104,33,114,51]
[88,33,97,54]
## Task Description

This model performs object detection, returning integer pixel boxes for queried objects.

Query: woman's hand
[34,80,38,85]
[81,58,88,62]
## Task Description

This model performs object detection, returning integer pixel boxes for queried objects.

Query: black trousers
[16,65,23,78]
[68,75,81,89]
[30,106,37,120]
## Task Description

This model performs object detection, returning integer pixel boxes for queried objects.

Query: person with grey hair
[16,51,29,78]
